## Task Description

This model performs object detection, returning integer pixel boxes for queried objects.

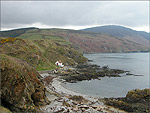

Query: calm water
[64,53,149,98]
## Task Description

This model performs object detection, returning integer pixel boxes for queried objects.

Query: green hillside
[0,37,87,71]
[0,29,88,112]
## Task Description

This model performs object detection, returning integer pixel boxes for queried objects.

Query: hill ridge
[82,25,149,40]
[0,26,149,53]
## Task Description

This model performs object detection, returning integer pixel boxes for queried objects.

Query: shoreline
[39,59,149,113]
[40,72,127,113]
[83,51,150,54]
[52,77,101,102]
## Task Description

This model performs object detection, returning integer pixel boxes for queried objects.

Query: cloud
[1,1,149,31]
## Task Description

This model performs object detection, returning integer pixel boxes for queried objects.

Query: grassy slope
[0,30,87,112]
[0,37,87,71]
[0,27,38,37]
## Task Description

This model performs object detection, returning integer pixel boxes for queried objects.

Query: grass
[17,33,43,39]
[1,38,87,71]
[44,35,61,40]
[36,60,56,71]
[17,32,71,46]
[0,106,12,113]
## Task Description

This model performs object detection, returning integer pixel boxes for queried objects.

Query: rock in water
[0,54,49,112]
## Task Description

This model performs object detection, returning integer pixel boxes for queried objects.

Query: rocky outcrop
[126,89,150,103]
[105,89,150,113]
[0,54,49,112]
[59,64,127,83]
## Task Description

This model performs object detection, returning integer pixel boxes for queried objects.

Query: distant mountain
[82,25,149,40]
[136,31,149,40]
[0,27,38,37]
[0,27,149,53]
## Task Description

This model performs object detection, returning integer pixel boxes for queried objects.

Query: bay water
[64,53,149,98]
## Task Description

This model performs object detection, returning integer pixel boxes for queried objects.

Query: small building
[55,60,64,68]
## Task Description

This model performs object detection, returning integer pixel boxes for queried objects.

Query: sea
[64,53,149,98]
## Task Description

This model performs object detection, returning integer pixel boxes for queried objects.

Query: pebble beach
[40,72,127,113]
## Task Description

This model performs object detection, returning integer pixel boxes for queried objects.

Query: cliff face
[0,54,49,112]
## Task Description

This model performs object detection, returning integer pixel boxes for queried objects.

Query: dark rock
[104,89,150,113]
[102,65,109,70]
[88,59,93,62]
[134,75,144,76]
[61,64,126,82]
[126,72,134,75]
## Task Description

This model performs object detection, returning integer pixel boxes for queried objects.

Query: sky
[1,1,149,32]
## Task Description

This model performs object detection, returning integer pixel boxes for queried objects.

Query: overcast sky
[1,1,149,32]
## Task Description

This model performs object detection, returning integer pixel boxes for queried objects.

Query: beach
[40,72,127,113]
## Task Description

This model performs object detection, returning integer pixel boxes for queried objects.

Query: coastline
[52,77,100,102]
[40,72,127,113]
[39,57,150,113]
